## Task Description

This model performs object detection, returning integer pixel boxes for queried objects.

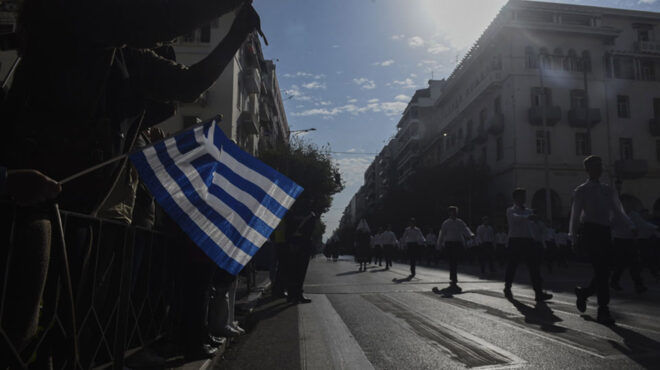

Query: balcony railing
[242,68,261,95]
[567,108,601,128]
[472,130,488,144]
[634,41,660,55]
[487,113,505,135]
[650,118,660,137]
[614,159,648,180]
[528,106,562,126]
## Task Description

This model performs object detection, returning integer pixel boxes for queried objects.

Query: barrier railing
[0,203,177,369]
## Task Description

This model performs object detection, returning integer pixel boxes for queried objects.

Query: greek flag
[130,119,303,275]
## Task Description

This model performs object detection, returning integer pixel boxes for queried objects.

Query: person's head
[448,206,458,218]
[583,155,602,180]
[377,226,384,233]
[482,216,490,225]
[409,218,416,227]
[512,188,526,206]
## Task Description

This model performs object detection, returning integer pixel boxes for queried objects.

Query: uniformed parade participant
[437,206,474,293]
[380,224,399,270]
[610,206,646,293]
[476,216,497,275]
[504,188,553,302]
[570,155,633,325]
[355,219,372,272]
[374,227,384,267]
[401,218,426,278]
[425,227,437,266]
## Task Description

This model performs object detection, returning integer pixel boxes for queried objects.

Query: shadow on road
[336,270,364,276]
[392,276,413,284]
[370,268,389,273]
[508,299,565,333]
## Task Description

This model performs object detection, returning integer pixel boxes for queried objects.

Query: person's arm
[462,221,475,239]
[128,4,261,104]
[437,223,445,247]
[73,0,248,48]
[3,169,62,206]
[569,190,584,241]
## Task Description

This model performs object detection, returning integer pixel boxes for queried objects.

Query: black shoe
[503,288,513,300]
[610,281,623,291]
[297,295,312,304]
[575,286,587,313]
[597,307,616,326]
[207,335,226,347]
[635,285,648,294]
[184,344,218,360]
[450,284,462,294]
[535,292,553,302]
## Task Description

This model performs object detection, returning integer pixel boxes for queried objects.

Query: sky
[252,0,660,241]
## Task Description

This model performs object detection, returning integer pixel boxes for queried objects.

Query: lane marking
[298,294,375,370]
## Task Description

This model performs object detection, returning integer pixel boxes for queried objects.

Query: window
[620,138,633,160]
[638,28,651,42]
[200,24,211,43]
[613,56,635,79]
[581,51,592,72]
[519,10,554,23]
[562,14,591,26]
[539,48,552,69]
[494,96,502,114]
[531,87,552,107]
[575,132,591,156]
[570,89,587,109]
[617,95,630,118]
[640,59,656,81]
[536,130,551,154]
[525,46,537,69]
[496,136,503,161]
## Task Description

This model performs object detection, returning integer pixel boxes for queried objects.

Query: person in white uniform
[437,206,474,293]
[400,218,426,277]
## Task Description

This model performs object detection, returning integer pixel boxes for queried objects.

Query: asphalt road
[214,256,660,370]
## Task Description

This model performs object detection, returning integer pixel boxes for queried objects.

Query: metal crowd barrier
[0,202,177,369]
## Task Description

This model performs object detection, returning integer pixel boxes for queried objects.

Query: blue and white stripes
[130,119,303,275]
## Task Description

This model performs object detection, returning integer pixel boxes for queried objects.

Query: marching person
[495,227,508,267]
[610,206,646,293]
[355,219,371,272]
[373,227,384,267]
[401,218,425,278]
[570,156,633,325]
[504,188,553,302]
[544,224,558,274]
[437,206,474,293]
[554,228,570,268]
[476,216,496,275]
[380,224,398,270]
[425,228,437,266]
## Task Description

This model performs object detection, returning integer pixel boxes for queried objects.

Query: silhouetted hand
[7,170,62,206]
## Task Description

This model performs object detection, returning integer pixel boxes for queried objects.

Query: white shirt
[507,205,534,239]
[401,226,426,246]
[530,220,547,245]
[437,218,474,246]
[495,232,508,245]
[380,231,399,246]
[476,224,495,243]
[569,179,633,239]
[630,211,658,239]
[373,233,383,246]
[425,233,437,247]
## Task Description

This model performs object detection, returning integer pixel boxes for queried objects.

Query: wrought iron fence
[0,202,177,369]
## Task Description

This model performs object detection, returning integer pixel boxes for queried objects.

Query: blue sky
[252,0,660,240]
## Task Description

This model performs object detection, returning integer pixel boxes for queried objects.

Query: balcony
[242,68,261,94]
[487,113,504,135]
[634,41,660,55]
[615,160,648,180]
[567,108,601,128]
[528,106,561,126]
[650,118,660,136]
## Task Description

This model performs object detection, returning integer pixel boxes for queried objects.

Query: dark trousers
[287,245,311,298]
[408,244,421,275]
[374,245,383,265]
[504,238,543,294]
[478,242,496,274]
[579,224,613,308]
[181,257,215,352]
[383,244,394,267]
[273,243,288,295]
[640,238,660,277]
[444,242,462,283]
[611,238,644,287]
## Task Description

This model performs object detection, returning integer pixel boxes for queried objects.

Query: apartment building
[419,0,660,221]
[159,12,289,156]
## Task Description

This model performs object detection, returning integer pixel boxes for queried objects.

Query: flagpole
[58,115,222,185]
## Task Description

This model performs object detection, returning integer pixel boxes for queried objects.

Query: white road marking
[298,294,375,370]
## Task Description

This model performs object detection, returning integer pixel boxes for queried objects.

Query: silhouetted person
[476,216,496,275]
[570,156,632,325]
[287,211,318,304]
[401,218,425,278]
[380,224,398,270]
[437,206,474,293]
[504,188,552,302]
[355,219,371,272]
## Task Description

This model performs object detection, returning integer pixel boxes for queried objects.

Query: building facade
[159,12,289,156]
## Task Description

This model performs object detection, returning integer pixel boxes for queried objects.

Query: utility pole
[539,54,552,223]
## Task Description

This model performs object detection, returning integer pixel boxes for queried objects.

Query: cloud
[418,60,444,73]
[394,94,410,102]
[292,99,406,118]
[408,36,424,47]
[639,0,657,3]
[347,148,358,153]
[348,98,358,103]
[373,59,395,67]
[427,41,450,54]
[332,44,340,48]
[283,84,312,101]
[380,102,408,116]
[353,78,376,90]
[302,81,326,89]
[333,156,375,187]
[391,78,417,89]
[368,98,380,103]
[391,34,405,40]
[282,71,326,80]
